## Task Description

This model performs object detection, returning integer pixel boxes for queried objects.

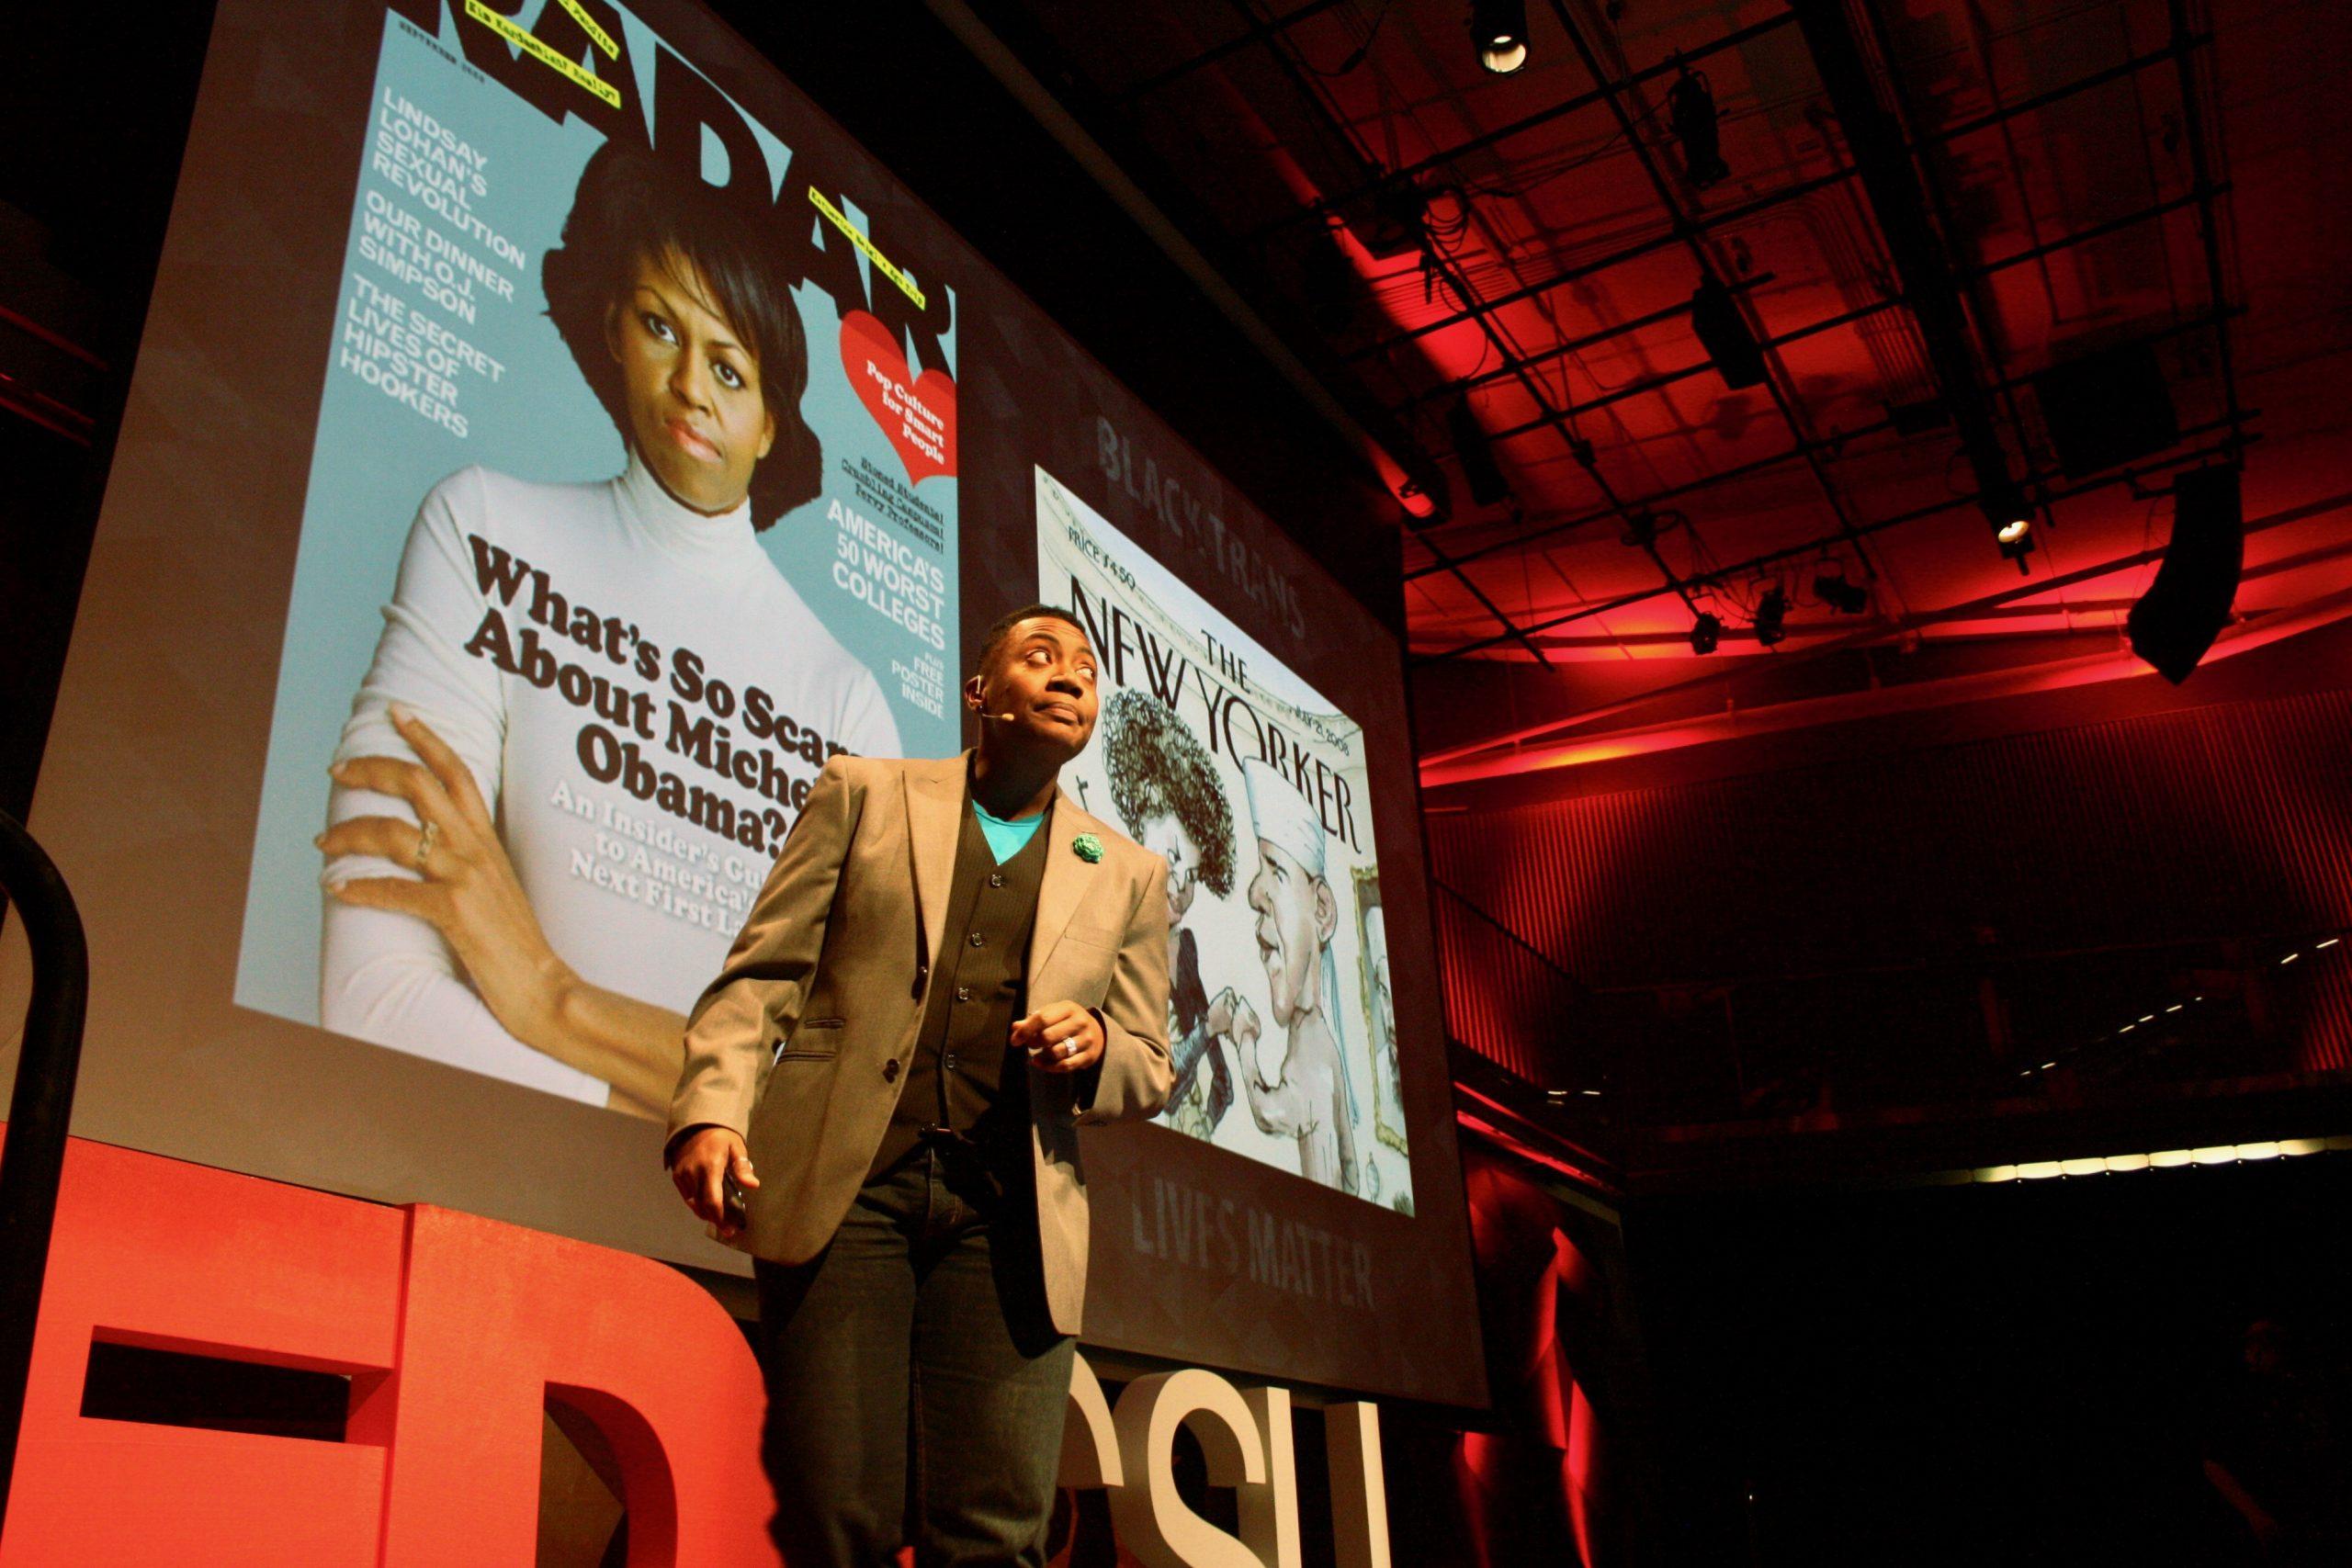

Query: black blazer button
[883,1058,901,1082]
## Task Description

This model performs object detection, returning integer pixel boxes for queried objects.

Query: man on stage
[665,604,1172,1565]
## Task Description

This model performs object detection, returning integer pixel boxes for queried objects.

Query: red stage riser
[0,1134,1399,1567]
[0,1133,774,1566]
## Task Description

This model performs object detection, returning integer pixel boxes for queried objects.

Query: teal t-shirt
[972,799,1047,863]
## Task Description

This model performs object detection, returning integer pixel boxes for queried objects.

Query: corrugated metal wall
[1430,885,1583,1085]
[1429,689,2352,1084]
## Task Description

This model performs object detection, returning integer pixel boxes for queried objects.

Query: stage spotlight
[1445,394,1512,508]
[1668,66,1729,187]
[1980,481,2036,564]
[1470,0,1529,73]
[1752,586,1788,647]
[2129,464,2243,683]
[1690,277,1767,389]
[1815,572,1869,615]
[1689,611,1722,654]
[1396,476,1443,527]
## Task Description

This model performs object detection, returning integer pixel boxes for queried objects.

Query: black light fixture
[1301,221,1361,336]
[1445,393,1512,508]
[1752,586,1789,647]
[1372,182,1431,246]
[2129,465,2244,683]
[1690,276,1767,389]
[1689,611,1723,655]
[1470,0,1529,74]
[1815,572,1870,615]
[1621,508,1659,548]
[1668,66,1729,186]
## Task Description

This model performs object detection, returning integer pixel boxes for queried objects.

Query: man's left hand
[1013,1000,1103,1074]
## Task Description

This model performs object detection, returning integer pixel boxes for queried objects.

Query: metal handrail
[1431,878,1587,990]
[0,808,89,1535]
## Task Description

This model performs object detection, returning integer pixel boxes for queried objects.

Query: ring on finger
[413,818,440,872]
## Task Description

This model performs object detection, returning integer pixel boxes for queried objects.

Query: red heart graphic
[840,310,957,488]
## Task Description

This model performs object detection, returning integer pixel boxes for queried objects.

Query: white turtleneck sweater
[321,455,901,1102]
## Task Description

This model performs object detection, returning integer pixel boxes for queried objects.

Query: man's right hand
[670,1126,759,1241]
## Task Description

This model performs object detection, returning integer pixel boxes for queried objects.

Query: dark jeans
[754,1143,1075,1567]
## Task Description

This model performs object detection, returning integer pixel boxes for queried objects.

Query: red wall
[1427,683,2352,1097]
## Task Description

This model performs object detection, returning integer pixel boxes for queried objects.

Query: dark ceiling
[5,0,2340,795]
[978,0,2350,784]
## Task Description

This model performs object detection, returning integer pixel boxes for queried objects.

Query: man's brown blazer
[668,750,1173,1336]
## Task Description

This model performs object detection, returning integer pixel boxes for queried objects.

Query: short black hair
[973,604,1090,676]
[1101,691,1236,897]
[542,140,822,531]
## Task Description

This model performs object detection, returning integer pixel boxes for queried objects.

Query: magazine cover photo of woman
[317,140,899,1118]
